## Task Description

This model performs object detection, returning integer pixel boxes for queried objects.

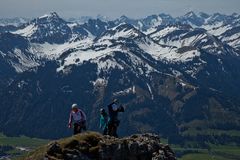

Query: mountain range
[0,11,240,146]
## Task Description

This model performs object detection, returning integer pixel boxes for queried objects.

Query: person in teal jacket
[99,108,109,135]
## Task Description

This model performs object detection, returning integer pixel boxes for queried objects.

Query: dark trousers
[108,121,119,137]
[73,121,86,135]
[103,126,108,135]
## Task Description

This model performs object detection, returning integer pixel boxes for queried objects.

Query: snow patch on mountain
[157,31,206,48]
[7,49,40,72]
[138,40,200,62]
[150,26,179,40]
[93,55,125,74]
[113,86,136,96]
[67,23,78,29]
[57,45,124,72]
[150,16,163,27]
[221,33,240,48]
[39,14,51,19]
[0,51,6,57]
[100,24,142,40]
[207,24,232,36]
[30,38,93,59]
[92,78,108,86]
[146,83,154,100]
[12,24,37,37]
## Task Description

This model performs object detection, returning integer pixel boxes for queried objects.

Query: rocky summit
[22,132,176,160]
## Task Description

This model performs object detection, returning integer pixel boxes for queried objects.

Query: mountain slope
[0,12,240,146]
[0,32,40,73]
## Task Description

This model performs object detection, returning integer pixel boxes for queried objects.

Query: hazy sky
[0,0,240,18]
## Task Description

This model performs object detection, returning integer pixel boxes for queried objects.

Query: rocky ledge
[23,132,176,160]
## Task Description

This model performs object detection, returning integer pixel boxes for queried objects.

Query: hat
[113,99,118,103]
[72,103,78,109]
[100,108,105,113]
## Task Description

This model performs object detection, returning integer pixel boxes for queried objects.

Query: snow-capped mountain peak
[12,12,72,44]
[178,11,205,27]
[34,12,65,25]
[119,15,130,22]
[184,11,198,18]
[38,12,59,20]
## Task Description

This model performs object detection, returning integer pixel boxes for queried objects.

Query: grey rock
[40,133,176,160]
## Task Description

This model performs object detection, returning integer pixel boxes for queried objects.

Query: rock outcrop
[23,132,176,160]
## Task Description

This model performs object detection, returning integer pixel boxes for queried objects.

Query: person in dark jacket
[107,99,124,137]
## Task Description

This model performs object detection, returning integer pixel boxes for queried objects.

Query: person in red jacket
[68,103,87,135]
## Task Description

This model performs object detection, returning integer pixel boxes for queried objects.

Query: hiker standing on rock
[99,108,109,135]
[107,99,124,137]
[68,103,87,135]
